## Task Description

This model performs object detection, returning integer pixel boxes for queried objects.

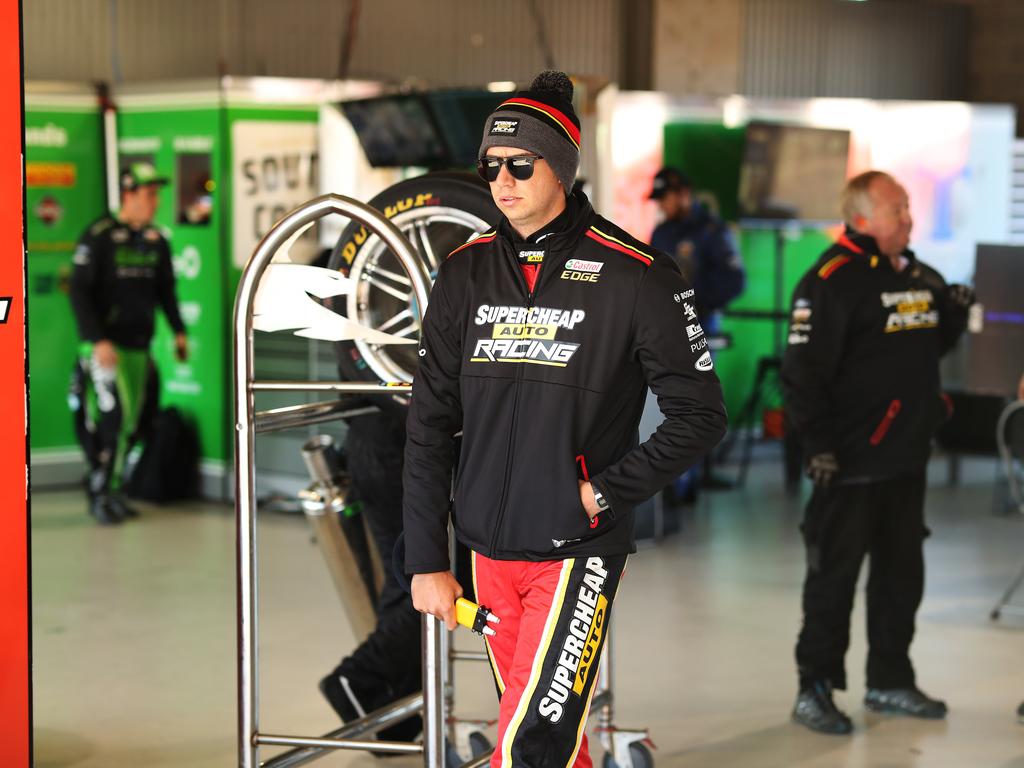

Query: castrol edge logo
[564,259,603,273]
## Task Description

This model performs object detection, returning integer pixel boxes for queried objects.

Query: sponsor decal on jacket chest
[538,557,609,724]
[470,303,585,367]
[881,289,938,333]
[560,258,603,284]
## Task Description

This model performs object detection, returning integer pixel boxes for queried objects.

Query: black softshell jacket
[403,192,727,573]
[70,216,185,349]
[781,228,968,483]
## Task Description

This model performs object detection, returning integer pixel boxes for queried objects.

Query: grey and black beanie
[478,70,581,193]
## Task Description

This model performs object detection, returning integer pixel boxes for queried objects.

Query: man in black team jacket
[783,171,973,735]
[403,71,726,767]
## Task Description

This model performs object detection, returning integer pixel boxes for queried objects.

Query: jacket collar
[497,190,594,255]
[838,225,916,269]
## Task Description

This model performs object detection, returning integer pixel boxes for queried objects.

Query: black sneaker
[89,494,123,526]
[319,672,422,754]
[864,687,947,719]
[792,681,853,735]
[108,494,140,519]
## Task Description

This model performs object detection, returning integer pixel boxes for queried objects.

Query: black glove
[806,451,838,487]
[947,283,976,310]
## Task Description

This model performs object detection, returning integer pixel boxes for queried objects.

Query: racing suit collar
[501,192,577,245]
[840,225,916,269]
[498,189,593,251]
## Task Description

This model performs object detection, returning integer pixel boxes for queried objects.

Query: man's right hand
[806,451,839,487]
[411,571,463,631]
[93,339,118,369]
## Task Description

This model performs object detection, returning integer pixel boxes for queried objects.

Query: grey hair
[841,170,896,227]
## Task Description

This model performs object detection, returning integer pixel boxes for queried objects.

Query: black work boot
[89,494,123,526]
[792,680,854,735]
[864,687,947,719]
[319,671,422,754]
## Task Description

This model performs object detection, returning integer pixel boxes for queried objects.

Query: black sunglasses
[476,154,543,183]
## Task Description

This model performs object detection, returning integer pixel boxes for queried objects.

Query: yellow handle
[455,597,479,630]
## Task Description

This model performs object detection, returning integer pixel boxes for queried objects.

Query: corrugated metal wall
[25,0,623,85]
[26,0,972,101]
[741,0,969,99]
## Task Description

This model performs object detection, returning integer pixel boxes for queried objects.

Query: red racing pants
[472,551,627,768]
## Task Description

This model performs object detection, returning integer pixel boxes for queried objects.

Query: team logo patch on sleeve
[489,118,520,136]
[695,351,714,371]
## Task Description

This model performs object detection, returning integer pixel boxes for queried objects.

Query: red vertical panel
[0,0,30,763]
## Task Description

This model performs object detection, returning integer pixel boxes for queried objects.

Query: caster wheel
[445,740,464,768]
[602,742,654,768]
[468,730,493,758]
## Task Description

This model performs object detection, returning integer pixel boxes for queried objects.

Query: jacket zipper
[488,248,548,555]
[869,399,902,446]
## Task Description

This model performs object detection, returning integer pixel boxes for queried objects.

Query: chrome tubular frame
[233,194,435,768]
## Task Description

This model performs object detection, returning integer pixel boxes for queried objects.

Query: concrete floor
[31,458,1024,767]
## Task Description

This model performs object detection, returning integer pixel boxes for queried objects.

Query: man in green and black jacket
[69,162,188,525]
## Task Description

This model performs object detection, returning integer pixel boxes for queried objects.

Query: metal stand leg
[423,615,446,768]
[991,561,1024,620]
[594,623,651,768]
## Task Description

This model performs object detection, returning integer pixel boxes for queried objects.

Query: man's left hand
[578,480,600,520]
[947,284,975,310]
[174,332,189,362]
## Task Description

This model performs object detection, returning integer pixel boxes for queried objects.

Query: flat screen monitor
[738,122,851,223]
[340,95,448,169]
[426,90,514,167]
[966,244,1024,396]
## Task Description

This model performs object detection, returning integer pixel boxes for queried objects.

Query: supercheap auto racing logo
[881,289,938,333]
[470,303,584,367]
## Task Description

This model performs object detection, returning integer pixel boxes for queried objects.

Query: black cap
[649,167,692,200]
[120,161,169,191]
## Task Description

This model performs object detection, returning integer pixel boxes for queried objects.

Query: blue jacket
[650,205,744,314]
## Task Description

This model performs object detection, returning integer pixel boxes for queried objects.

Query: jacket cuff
[405,557,451,576]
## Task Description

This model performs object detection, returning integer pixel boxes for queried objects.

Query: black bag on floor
[125,407,200,502]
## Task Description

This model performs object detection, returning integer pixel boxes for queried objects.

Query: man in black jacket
[782,170,972,734]
[403,71,726,767]
[69,162,188,524]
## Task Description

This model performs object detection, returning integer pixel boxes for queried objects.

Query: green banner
[117,107,228,462]
[25,106,106,451]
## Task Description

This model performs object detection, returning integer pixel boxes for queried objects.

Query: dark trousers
[325,408,423,742]
[334,418,421,700]
[795,471,927,691]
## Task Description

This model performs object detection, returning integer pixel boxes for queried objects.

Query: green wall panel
[26,107,106,451]
[117,106,228,462]
[660,121,835,424]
